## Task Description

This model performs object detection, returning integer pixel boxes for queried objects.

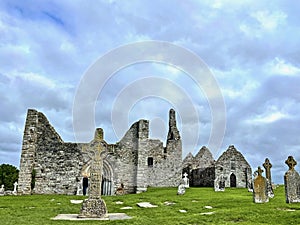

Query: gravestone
[284,156,300,203]
[263,158,274,198]
[13,182,18,195]
[263,158,272,182]
[0,184,4,196]
[214,175,225,192]
[183,172,189,188]
[177,182,186,195]
[78,129,108,218]
[253,167,269,203]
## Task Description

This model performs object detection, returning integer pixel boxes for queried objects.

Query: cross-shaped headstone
[263,158,272,182]
[285,156,297,170]
[183,172,188,178]
[257,166,264,176]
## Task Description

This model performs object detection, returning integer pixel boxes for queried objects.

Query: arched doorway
[101,159,114,195]
[230,173,236,187]
[80,158,114,196]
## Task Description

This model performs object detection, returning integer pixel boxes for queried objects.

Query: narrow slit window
[148,157,153,167]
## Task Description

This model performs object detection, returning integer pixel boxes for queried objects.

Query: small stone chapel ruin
[182,145,252,189]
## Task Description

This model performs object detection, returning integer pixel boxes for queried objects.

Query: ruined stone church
[18,108,252,195]
[18,109,182,195]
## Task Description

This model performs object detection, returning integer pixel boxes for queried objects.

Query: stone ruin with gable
[18,108,253,196]
[182,145,252,189]
[18,108,182,195]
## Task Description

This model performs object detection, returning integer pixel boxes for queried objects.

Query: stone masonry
[18,109,182,195]
[183,145,252,189]
[215,145,252,188]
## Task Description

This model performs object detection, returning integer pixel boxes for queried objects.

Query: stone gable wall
[215,145,252,188]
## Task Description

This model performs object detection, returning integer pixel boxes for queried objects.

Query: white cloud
[250,111,288,124]
[267,57,300,76]
[10,72,56,89]
[240,10,287,38]
[251,10,287,31]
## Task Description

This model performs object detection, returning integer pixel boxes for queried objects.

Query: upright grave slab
[253,167,269,203]
[263,158,274,198]
[284,156,300,203]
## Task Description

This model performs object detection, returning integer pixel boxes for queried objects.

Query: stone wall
[19,108,182,195]
[215,145,252,188]
[18,109,87,195]
[182,146,215,187]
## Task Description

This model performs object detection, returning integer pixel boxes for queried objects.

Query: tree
[0,164,19,190]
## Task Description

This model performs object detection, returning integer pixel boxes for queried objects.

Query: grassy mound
[0,186,299,224]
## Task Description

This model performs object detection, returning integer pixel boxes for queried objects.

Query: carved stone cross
[88,142,105,198]
[263,158,272,182]
[78,128,108,218]
[256,166,264,176]
[285,156,297,170]
[183,172,188,178]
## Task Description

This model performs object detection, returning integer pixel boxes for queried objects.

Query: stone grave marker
[263,158,274,198]
[78,129,108,218]
[13,182,18,195]
[253,166,269,203]
[183,172,189,188]
[177,181,186,195]
[0,185,4,196]
[214,175,225,192]
[137,202,157,208]
[284,156,300,203]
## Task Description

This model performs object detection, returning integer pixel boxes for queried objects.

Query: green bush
[0,164,19,190]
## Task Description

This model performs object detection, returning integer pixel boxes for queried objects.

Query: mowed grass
[0,186,300,225]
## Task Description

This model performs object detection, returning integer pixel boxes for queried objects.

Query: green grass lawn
[0,186,299,225]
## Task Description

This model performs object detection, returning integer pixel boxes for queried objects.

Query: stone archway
[80,158,114,196]
[230,173,236,187]
[101,159,114,195]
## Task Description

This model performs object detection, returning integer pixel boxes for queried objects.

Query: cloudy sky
[1,0,300,184]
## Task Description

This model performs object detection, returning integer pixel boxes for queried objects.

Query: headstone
[177,182,186,195]
[0,185,4,196]
[263,158,274,198]
[284,156,300,203]
[183,172,189,188]
[78,129,108,218]
[263,158,272,182]
[13,182,18,195]
[214,175,225,192]
[247,178,253,192]
[253,167,269,203]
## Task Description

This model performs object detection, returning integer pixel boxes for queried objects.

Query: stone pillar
[18,109,39,195]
